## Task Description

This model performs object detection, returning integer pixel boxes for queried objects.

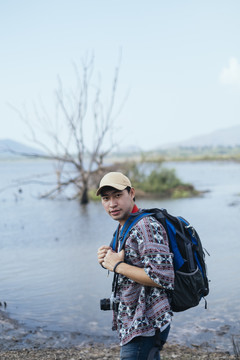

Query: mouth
[110,210,121,216]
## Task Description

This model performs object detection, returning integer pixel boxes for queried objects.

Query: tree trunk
[80,186,89,204]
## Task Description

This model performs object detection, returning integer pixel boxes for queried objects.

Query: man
[97,172,174,360]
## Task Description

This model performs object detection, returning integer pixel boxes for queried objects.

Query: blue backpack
[111,208,209,312]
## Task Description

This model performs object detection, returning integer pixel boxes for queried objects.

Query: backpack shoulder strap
[111,210,154,252]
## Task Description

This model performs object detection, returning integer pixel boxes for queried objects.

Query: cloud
[219,57,240,86]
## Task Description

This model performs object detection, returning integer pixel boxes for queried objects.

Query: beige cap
[96,172,132,196]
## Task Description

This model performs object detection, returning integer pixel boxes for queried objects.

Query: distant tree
[12,56,124,204]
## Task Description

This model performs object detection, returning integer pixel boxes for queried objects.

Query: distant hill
[0,139,45,157]
[159,125,240,149]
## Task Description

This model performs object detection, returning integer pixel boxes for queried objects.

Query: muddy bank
[0,343,236,360]
[1,310,239,359]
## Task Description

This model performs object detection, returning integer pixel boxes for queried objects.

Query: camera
[100,293,119,311]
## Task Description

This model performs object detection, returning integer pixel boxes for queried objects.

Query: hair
[100,186,116,197]
[100,186,135,201]
[126,186,136,202]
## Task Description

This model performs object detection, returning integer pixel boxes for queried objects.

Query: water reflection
[0,160,240,352]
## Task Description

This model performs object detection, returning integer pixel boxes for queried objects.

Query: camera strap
[112,273,119,298]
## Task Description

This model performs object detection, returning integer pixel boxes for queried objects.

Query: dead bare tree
[11,56,125,204]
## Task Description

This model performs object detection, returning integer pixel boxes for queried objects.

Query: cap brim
[96,184,127,196]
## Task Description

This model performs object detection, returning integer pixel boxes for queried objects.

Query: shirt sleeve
[126,216,175,290]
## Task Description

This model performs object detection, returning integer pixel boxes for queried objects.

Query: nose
[109,196,117,207]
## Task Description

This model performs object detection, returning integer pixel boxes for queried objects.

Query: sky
[1,0,240,152]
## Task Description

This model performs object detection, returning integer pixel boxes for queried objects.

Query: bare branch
[10,56,126,203]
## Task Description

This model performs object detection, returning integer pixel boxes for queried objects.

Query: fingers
[103,249,124,272]
[97,245,112,265]
[98,245,111,253]
[97,246,124,272]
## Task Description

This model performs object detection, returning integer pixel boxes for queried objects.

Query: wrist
[113,260,124,273]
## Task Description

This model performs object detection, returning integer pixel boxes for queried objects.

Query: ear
[130,187,135,199]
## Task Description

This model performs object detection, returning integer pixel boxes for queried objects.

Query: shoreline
[0,309,238,358]
[0,310,237,359]
[0,343,235,360]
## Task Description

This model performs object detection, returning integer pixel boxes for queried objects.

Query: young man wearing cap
[97,172,174,360]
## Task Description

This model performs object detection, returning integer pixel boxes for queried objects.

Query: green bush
[132,167,181,195]
[124,162,197,198]
[141,169,181,193]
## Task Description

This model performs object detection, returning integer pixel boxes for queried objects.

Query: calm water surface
[0,160,239,352]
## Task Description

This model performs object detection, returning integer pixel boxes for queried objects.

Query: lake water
[0,159,239,352]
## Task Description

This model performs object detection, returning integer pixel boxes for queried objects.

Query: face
[101,187,136,225]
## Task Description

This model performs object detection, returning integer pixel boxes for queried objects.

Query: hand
[97,245,112,266]
[103,249,125,272]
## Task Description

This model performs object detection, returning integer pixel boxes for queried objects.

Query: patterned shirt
[112,216,174,346]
